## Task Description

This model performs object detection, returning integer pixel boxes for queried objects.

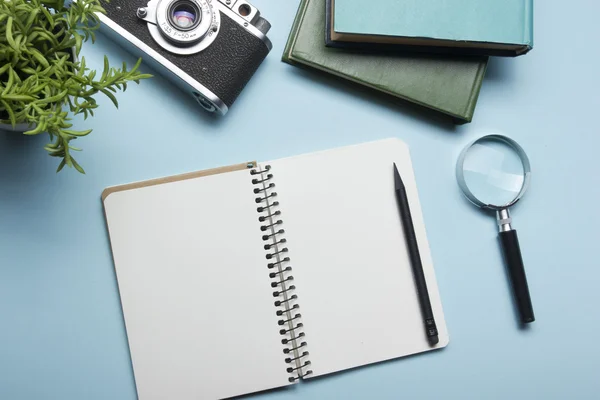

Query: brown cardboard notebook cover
[101,162,256,202]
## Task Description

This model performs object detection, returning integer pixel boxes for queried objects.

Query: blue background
[1,1,599,399]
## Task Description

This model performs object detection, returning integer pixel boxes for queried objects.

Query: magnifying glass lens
[461,137,526,207]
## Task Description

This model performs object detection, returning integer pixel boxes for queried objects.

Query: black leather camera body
[100,0,272,115]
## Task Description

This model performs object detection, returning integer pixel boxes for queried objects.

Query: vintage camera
[98,0,272,115]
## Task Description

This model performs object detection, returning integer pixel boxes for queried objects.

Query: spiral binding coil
[250,164,313,382]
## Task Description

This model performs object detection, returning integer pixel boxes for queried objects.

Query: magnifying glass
[456,134,535,324]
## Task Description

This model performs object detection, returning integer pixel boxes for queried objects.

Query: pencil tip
[393,163,403,190]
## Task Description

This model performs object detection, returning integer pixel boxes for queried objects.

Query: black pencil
[393,163,439,346]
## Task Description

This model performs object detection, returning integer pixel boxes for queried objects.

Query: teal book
[283,0,487,123]
[326,0,533,57]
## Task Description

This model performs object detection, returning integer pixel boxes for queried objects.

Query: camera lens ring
[168,0,202,31]
[155,0,215,46]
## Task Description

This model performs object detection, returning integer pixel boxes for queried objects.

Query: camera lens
[170,1,201,30]
[152,0,220,53]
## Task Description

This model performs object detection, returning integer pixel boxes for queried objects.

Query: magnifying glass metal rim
[456,134,532,211]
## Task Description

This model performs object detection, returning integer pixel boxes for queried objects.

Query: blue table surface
[1,1,599,399]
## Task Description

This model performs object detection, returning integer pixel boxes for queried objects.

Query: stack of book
[283,0,533,123]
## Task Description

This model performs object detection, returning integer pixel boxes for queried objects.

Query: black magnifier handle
[497,210,535,323]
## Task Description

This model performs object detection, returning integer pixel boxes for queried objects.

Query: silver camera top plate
[218,0,260,24]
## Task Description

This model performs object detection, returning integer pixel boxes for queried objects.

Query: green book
[282,0,488,123]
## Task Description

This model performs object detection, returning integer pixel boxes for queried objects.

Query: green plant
[0,0,151,173]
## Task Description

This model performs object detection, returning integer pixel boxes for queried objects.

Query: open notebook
[102,138,448,400]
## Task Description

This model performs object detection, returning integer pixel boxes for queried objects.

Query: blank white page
[103,169,292,400]
[265,139,448,378]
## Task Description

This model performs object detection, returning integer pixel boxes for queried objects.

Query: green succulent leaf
[62,129,93,137]
[2,68,15,96]
[56,158,67,173]
[29,48,50,68]
[25,8,40,31]
[37,89,68,104]
[71,157,86,174]
[6,17,18,50]
[100,88,119,108]
[24,119,47,135]
[1,94,36,101]
[1,100,17,126]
